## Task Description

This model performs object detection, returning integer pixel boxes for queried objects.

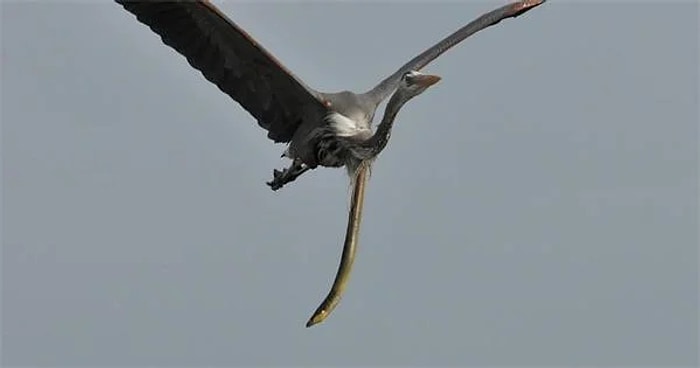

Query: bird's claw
[266,160,310,191]
[266,168,289,191]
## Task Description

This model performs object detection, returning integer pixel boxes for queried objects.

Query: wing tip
[512,0,546,17]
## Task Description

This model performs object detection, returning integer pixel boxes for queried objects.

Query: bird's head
[398,70,441,99]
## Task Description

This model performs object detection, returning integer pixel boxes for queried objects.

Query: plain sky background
[2,0,698,366]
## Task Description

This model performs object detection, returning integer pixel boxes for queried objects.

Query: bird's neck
[363,93,405,155]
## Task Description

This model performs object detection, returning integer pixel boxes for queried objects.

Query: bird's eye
[402,70,421,85]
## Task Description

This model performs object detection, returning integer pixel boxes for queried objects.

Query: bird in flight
[116,0,546,327]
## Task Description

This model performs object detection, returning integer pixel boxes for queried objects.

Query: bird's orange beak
[414,74,441,87]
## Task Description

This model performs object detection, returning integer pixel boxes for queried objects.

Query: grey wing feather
[368,0,546,102]
[116,0,328,143]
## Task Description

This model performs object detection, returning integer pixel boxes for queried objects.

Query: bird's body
[292,98,375,168]
[115,0,545,326]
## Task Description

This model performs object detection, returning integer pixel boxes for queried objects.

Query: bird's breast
[326,112,371,137]
[312,113,372,169]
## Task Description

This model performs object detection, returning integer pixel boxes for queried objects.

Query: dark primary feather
[367,0,546,102]
[115,0,328,143]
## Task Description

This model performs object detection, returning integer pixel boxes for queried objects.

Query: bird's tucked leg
[266,158,311,191]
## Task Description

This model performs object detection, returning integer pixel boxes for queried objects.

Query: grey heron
[115,0,545,326]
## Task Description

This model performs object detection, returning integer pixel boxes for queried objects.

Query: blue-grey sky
[2,1,698,366]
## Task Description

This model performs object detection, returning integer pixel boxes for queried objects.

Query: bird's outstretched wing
[368,0,546,101]
[116,1,328,143]
[306,162,369,327]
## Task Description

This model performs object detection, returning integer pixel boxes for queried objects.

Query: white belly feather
[283,112,372,160]
[326,112,371,137]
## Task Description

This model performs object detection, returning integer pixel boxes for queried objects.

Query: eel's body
[306,163,369,327]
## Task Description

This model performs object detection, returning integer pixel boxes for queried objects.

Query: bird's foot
[266,160,311,191]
